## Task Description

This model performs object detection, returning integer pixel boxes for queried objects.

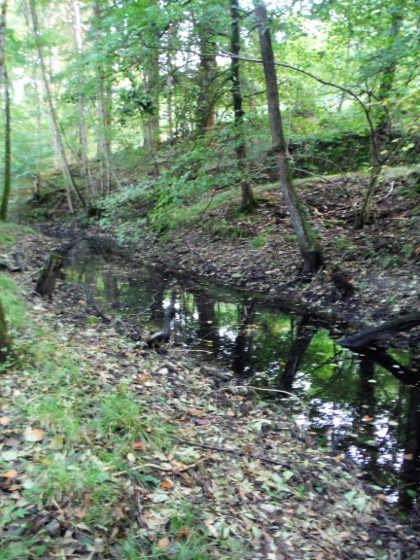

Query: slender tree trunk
[0,296,11,362]
[33,67,41,198]
[0,0,11,221]
[254,0,322,273]
[230,0,255,211]
[144,49,160,150]
[29,0,86,212]
[166,33,174,143]
[195,21,217,137]
[356,0,406,228]
[93,1,111,196]
[71,0,94,199]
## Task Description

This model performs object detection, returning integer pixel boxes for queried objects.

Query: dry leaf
[0,470,17,479]
[24,428,45,442]
[157,537,170,550]
[188,408,203,417]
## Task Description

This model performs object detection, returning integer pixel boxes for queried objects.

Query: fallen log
[338,313,420,350]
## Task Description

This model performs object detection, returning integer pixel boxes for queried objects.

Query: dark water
[64,247,420,515]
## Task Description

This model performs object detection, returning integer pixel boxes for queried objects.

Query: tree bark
[35,253,64,298]
[230,0,255,211]
[93,1,111,196]
[144,47,160,150]
[195,19,217,137]
[0,0,11,221]
[71,0,94,199]
[254,0,323,273]
[0,296,11,362]
[29,0,86,212]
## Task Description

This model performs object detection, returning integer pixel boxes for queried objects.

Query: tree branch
[217,50,379,163]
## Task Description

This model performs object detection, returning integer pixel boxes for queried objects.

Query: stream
[64,246,420,515]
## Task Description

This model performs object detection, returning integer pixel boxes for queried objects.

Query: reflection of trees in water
[352,358,378,472]
[65,256,420,512]
[280,317,315,390]
[195,292,220,354]
[103,274,119,308]
[399,355,420,512]
[232,302,255,376]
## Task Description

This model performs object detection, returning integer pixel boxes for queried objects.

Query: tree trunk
[0,296,11,362]
[195,20,217,137]
[35,253,64,298]
[93,1,111,196]
[0,0,11,221]
[230,0,255,212]
[356,0,406,228]
[144,46,160,150]
[71,0,94,199]
[254,0,323,273]
[29,0,86,212]
[33,67,41,199]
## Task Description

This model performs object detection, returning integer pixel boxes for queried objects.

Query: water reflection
[64,252,420,514]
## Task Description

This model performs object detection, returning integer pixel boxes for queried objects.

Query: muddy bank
[2,226,420,558]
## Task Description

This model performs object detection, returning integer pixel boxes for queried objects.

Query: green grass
[0,221,32,247]
[0,271,201,557]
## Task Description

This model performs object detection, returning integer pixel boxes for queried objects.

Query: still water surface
[64,248,419,514]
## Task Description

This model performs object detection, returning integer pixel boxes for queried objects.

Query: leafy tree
[230,0,256,211]
[28,0,86,211]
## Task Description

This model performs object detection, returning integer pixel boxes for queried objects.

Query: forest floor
[1,223,420,559]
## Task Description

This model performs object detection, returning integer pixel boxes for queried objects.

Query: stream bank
[1,225,420,558]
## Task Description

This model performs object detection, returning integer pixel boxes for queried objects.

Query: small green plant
[251,234,267,248]
[333,236,350,251]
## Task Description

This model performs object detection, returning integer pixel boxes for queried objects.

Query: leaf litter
[0,228,419,559]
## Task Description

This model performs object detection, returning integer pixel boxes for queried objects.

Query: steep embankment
[121,170,420,338]
[1,224,419,559]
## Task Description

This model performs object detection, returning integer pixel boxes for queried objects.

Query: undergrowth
[0,239,229,558]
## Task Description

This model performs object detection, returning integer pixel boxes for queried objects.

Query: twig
[113,458,208,477]
[136,492,148,529]
[174,437,290,467]
[383,180,395,200]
